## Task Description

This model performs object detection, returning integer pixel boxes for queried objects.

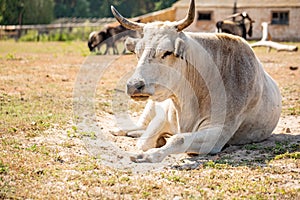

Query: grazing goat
[216,12,255,39]
[88,25,139,54]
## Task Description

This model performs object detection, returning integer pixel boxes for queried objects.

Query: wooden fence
[0,18,115,40]
[0,7,176,41]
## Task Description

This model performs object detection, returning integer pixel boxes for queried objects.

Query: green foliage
[0,0,178,25]
[0,0,54,25]
[18,30,38,41]
[23,0,54,24]
[54,0,178,19]
[98,0,178,18]
[155,0,178,11]
[0,0,23,25]
[54,0,90,18]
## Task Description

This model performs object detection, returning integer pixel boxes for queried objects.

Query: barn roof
[174,0,300,8]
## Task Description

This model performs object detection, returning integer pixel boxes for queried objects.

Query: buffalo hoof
[130,149,164,163]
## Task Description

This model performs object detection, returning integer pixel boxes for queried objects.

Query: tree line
[0,0,178,25]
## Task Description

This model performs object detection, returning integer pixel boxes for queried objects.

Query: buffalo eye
[161,51,173,59]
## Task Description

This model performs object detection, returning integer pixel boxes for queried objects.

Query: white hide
[112,1,282,163]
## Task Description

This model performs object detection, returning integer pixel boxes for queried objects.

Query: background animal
[88,24,139,54]
[111,0,281,163]
[216,12,255,39]
[88,31,112,53]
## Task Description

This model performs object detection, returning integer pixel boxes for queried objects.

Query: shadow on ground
[172,133,300,170]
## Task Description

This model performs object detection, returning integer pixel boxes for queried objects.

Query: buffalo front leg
[136,99,179,151]
[136,106,167,151]
[112,100,155,137]
[130,127,229,163]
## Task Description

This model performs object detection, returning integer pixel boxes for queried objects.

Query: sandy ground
[1,41,299,198]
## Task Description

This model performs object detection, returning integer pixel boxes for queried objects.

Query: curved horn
[111,6,144,30]
[225,12,242,20]
[175,0,195,32]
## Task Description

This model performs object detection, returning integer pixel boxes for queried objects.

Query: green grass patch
[275,152,300,160]
[17,27,103,42]
[0,93,68,135]
[0,40,89,56]
[0,160,9,174]
[66,125,97,139]
[203,160,231,169]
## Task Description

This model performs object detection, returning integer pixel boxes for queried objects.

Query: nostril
[127,80,146,95]
[135,80,145,91]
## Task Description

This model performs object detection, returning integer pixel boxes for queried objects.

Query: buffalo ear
[174,38,186,59]
[125,37,139,53]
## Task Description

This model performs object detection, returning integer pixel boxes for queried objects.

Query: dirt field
[0,41,299,199]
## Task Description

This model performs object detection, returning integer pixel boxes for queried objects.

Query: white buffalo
[111,0,282,163]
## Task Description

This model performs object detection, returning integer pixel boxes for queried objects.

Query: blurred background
[0,0,178,41]
[0,0,178,24]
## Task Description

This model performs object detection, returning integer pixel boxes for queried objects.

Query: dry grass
[0,40,299,199]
